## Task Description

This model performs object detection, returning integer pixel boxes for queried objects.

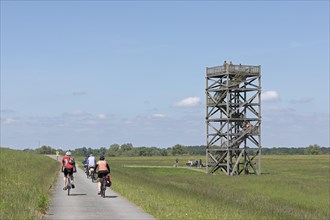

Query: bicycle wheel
[67,177,71,196]
[101,177,106,198]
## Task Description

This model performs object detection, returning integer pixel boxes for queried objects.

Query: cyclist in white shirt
[87,154,96,176]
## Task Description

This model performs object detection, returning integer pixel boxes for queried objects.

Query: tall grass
[109,155,330,219]
[0,148,61,220]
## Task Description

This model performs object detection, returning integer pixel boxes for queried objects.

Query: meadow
[0,148,61,220]
[0,148,328,220]
[107,155,330,220]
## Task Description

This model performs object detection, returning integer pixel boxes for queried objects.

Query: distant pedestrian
[186,160,192,166]
[175,158,179,167]
[199,159,203,168]
[194,159,198,167]
[56,150,59,161]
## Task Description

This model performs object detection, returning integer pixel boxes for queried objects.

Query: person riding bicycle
[82,154,88,173]
[87,154,96,176]
[61,151,76,190]
[95,155,110,195]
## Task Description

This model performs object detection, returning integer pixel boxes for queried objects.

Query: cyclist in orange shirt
[61,151,76,190]
[95,155,110,195]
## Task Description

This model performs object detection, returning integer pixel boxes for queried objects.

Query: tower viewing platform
[206,64,261,77]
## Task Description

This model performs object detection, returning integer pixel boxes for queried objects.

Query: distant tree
[121,143,134,152]
[44,144,328,157]
[74,147,88,156]
[185,145,206,155]
[107,144,120,157]
[172,144,186,155]
[160,148,168,156]
[262,147,306,155]
[148,147,161,156]
[99,147,107,156]
[136,147,147,156]
[304,144,321,155]
[87,147,94,156]
[35,145,53,154]
[320,147,330,154]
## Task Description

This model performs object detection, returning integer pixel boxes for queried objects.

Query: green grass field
[1,149,329,220]
[0,148,61,220]
[108,155,330,220]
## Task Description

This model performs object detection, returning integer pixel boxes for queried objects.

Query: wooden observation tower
[205,62,261,175]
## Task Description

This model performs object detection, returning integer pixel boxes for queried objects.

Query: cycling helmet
[100,155,105,160]
[66,151,72,156]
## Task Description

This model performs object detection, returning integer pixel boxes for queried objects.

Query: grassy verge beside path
[0,148,61,220]
[109,155,330,220]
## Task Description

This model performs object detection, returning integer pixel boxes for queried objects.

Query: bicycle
[66,175,72,196]
[82,163,88,176]
[90,169,96,182]
[100,176,106,198]
[86,167,90,179]
[86,169,90,178]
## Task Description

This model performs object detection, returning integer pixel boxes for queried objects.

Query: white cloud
[97,114,109,120]
[151,113,166,118]
[63,110,89,117]
[174,97,201,107]
[1,118,17,125]
[84,120,98,125]
[261,91,280,101]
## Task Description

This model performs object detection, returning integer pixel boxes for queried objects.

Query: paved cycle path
[44,157,154,220]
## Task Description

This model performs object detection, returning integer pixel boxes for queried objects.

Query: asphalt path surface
[44,157,154,220]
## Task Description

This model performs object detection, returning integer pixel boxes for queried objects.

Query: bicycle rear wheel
[101,177,106,198]
[67,177,71,196]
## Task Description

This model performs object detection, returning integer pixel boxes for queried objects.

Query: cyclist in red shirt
[95,155,110,195]
[61,151,76,190]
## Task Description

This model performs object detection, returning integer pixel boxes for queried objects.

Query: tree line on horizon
[25,144,329,156]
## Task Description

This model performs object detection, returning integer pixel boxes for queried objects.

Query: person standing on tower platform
[229,61,234,71]
[223,60,227,72]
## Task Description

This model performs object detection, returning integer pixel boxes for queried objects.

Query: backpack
[68,156,75,165]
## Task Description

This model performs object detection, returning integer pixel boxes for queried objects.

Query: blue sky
[1,1,329,149]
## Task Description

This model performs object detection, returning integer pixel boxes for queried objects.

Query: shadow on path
[100,195,118,199]
[68,193,87,196]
